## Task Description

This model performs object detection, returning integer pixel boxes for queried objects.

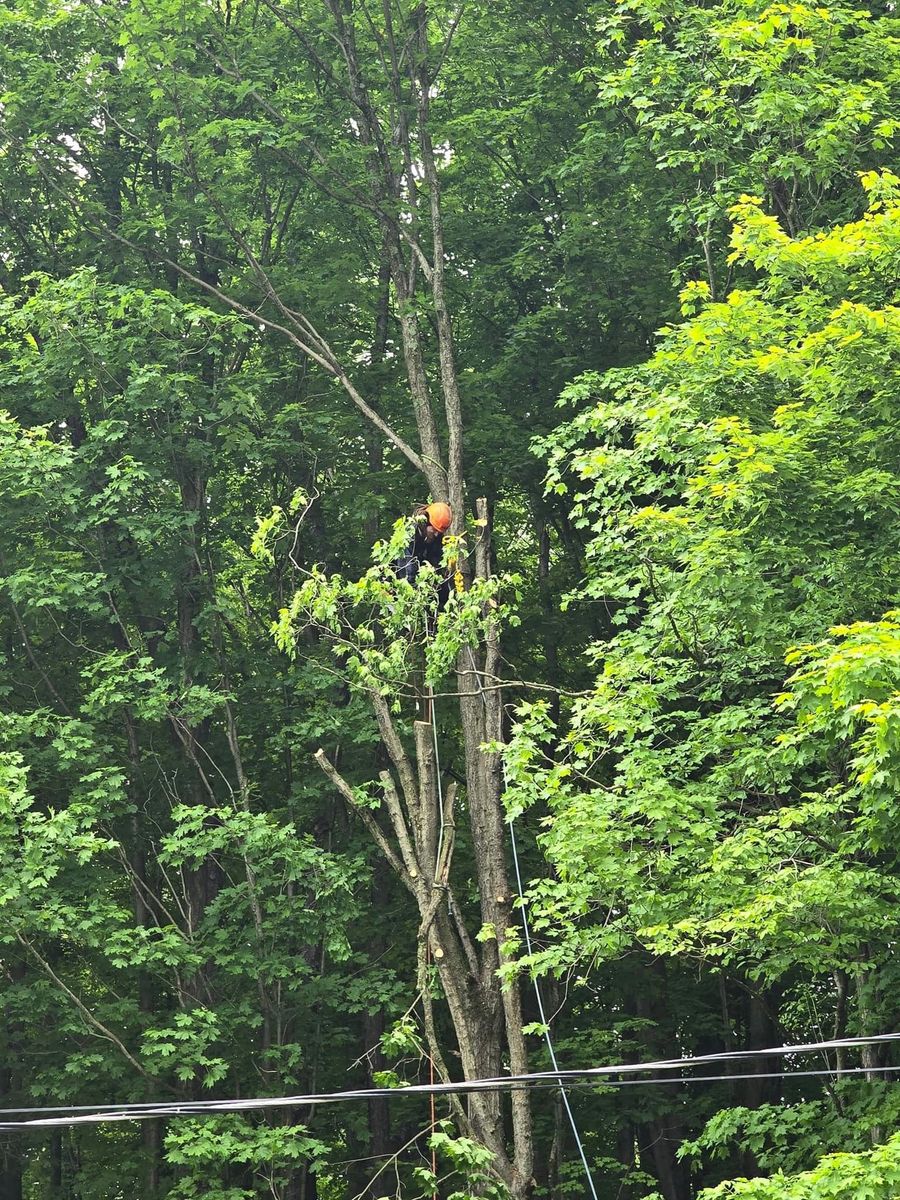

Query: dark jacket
[396,528,451,610]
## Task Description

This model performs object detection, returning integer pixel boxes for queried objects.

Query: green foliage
[278,527,519,696]
[1,0,898,1195]
[410,1123,510,1200]
[582,0,900,288]
[507,173,900,1191]
[164,1117,329,1200]
[519,174,900,972]
[683,1083,900,1176]
[698,1132,900,1199]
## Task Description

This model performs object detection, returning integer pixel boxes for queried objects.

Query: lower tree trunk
[615,1121,638,1200]
[143,1120,162,1198]
[639,1111,690,1200]
[0,1142,23,1200]
[0,957,24,1200]
[632,961,690,1200]
[314,500,534,1197]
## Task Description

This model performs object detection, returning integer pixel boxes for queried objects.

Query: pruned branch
[370,690,421,822]
[315,749,415,891]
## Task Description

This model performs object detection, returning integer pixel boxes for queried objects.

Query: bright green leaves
[777,614,900,853]
[685,1088,900,1179]
[278,521,518,697]
[142,1009,228,1087]
[414,1123,510,1200]
[0,751,115,926]
[698,1132,900,1199]
[80,652,174,722]
[495,165,900,1197]
[164,1116,329,1200]
[517,175,900,986]
[586,0,900,295]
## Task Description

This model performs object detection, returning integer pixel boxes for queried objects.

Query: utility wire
[4,1030,897,1116]
[507,810,600,1199]
[465,641,600,1197]
[0,1061,895,1132]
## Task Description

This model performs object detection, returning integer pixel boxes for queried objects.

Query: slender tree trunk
[0,957,25,1200]
[0,1140,22,1200]
[856,959,886,1143]
[632,961,690,1200]
[536,516,561,727]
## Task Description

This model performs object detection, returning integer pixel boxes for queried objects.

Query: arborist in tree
[396,502,453,612]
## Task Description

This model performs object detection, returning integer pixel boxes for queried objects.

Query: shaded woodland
[2,0,900,1196]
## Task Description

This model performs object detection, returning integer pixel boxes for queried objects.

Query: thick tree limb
[28,151,429,479]
[370,690,421,826]
[315,749,414,890]
[17,933,172,1091]
[378,769,424,890]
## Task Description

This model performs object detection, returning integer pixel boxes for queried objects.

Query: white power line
[0,1034,896,1131]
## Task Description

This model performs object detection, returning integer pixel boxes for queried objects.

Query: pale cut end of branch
[315,748,355,805]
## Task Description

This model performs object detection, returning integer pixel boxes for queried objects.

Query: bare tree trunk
[113,0,538,1188]
[0,957,25,1200]
[316,495,534,1198]
[739,985,782,1111]
[856,959,886,1144]
[631,961,691,1200]
[143,1121,163,1199]
[536,516,561,728]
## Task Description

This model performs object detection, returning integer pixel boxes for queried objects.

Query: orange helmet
[424,502,452,533]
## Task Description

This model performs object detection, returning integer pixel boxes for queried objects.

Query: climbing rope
[456,645,601,1198]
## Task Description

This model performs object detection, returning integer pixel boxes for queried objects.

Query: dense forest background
[2,0,900,1196]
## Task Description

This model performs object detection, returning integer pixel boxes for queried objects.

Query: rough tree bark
[315,505,535,1197]
[32,0,536,1189]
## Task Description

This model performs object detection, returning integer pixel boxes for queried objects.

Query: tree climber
[396,502,453,612]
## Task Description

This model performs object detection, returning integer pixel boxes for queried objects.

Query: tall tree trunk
[317,499,534,1198]
[0,957,25,1200]
[632,961,690,1200]
[856,958,886,1144]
